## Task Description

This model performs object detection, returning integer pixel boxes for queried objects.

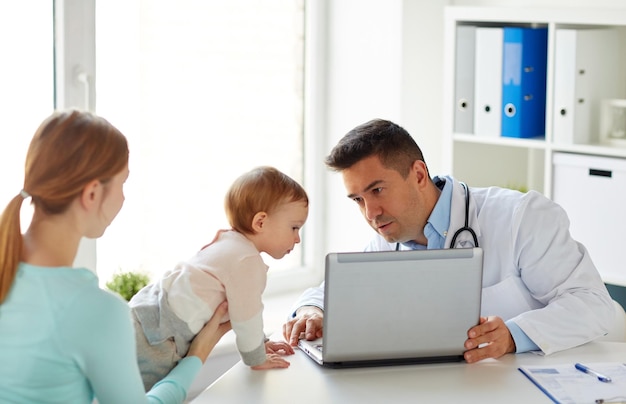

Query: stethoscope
[395,181,479,251]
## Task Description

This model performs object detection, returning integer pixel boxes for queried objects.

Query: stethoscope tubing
[449,182,479,248]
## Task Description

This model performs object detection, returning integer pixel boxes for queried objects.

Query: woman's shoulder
[13,267,133,346]
[58,278,132,343]
[77,281,129,315]
[38,267,130,317]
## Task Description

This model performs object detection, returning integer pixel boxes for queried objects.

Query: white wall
[322,0,447,255]
[321,0,626,257]
[322,0,402,254]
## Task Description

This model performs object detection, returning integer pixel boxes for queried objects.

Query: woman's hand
[187,301,232,364]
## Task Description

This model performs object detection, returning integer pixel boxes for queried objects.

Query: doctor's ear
[411,160,429,185]
[251,211,268,233]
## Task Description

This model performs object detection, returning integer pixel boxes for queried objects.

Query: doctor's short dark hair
[324,118,427,178]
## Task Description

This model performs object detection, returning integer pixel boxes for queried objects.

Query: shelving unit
[442,6,626,286]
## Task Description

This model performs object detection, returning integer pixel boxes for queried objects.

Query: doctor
[283,118,614,363]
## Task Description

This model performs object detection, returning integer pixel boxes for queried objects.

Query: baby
[129,166,308,390]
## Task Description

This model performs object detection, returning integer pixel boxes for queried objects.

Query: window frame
[59,0,327,295]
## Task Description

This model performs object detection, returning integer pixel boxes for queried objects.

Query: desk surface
[192,340,625,403]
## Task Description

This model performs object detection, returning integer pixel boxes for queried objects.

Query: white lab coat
[292,176,614,355]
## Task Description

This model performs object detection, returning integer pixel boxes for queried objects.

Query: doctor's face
[342,155,431,244]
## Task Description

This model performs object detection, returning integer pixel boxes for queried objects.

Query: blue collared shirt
[399,176,451,250]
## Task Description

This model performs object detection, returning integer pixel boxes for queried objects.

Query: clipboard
[518,362,626,404]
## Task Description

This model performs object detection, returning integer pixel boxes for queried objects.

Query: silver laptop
[298,247,483,368]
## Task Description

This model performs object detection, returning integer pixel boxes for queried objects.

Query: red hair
[225,166,308,234]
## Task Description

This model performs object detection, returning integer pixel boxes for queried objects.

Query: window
[0,3,54,218]
[95,1,317,293]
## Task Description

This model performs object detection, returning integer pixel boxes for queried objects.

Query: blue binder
[501,27,548,139]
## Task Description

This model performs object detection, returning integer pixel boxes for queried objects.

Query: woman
[0,110,231,403]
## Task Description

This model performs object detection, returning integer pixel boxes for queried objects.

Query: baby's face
[260,200,308,259]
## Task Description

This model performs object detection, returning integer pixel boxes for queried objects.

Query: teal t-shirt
[0,263,201,404]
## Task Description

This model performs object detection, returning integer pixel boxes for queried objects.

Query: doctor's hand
[463,316,516,364]
[283,306,324,346]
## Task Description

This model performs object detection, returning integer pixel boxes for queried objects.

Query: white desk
[192,341,625,403]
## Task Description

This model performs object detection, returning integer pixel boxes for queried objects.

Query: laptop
[298,247,483,368]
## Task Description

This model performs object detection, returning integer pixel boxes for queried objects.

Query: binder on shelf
[552,28,622,145]
[453,25,476,134]
[474,27,503,137]
[501,27,548,139]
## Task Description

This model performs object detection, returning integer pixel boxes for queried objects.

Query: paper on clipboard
[518,362,626,404]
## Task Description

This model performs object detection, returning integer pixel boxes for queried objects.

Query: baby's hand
[250,353,290,370]
[265,340,295,355]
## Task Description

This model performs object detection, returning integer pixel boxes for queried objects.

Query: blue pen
[575,363,612,383]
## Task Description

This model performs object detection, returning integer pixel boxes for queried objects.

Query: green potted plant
[106,271,150,301]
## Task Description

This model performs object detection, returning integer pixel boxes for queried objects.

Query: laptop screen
[320,248,483,365]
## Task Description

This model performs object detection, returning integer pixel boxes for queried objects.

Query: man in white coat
[283,118,614,363]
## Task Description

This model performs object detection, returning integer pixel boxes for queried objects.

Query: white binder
[552,28,622,145]
[474,27,503,137]
[453,25,476,134]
